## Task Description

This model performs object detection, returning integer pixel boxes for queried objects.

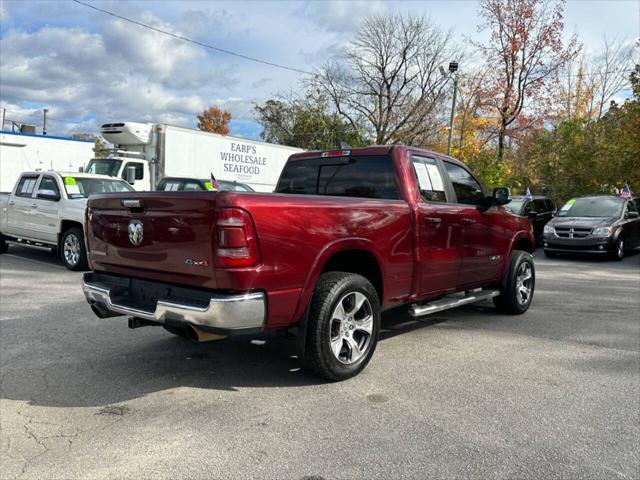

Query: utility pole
[446,61,459,156]
[43,108,49,135]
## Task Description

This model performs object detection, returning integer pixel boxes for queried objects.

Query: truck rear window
[275,155,398,200]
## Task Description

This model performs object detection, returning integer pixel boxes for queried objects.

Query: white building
[0,130,94,192]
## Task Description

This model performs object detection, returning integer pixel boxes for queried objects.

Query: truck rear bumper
[82,272,265,335]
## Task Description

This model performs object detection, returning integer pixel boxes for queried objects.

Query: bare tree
[477,0,580,162]
[593,37,637,119]
[312,14,457,146]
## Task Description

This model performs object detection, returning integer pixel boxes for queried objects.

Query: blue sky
[1,0,638,139]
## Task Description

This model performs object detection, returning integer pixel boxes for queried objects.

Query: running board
[7,240,55,251]
[409,289,500,317]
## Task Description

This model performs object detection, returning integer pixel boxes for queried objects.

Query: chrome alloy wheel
[329,291,374,365]
[515,262,533,306]
[617,239,624,259]
[63,233,80,266]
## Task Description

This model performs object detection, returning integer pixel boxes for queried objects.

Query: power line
[72,0,315,76]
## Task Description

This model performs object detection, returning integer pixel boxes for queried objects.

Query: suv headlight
[543,224,554,234]
[592,226,613,237]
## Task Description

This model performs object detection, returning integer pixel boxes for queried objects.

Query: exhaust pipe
[90,303,120,319]
[184,325,226,343]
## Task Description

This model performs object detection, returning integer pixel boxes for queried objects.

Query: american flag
[210,172,221,190]
[525,187,533,200]
[620,184,632,199]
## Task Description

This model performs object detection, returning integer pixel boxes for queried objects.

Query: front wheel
[493,250,535,314]
[60,227,88,271]
[610,237,625,261]
[303,272,381,381]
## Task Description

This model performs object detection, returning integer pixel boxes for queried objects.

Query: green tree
[71,133,107,157]
[254,94,368,150]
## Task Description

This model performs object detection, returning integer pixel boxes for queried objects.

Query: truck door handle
[8,201,15,206]
[461,218,476,225]
[425,217,442,225]
[31,204,38,209]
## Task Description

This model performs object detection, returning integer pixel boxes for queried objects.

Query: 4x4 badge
[128,220,143,246]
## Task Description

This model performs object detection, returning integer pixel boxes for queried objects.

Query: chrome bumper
[82,272,265,334]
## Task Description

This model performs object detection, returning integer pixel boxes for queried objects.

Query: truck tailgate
[87,192,218,284]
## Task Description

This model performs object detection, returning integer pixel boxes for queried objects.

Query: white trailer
[0,131,94,192]
[85,122,303,192]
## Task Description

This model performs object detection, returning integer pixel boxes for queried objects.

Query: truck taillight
[215,208,259,268]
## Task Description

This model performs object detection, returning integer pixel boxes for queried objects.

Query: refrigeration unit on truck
[0,130,94,192]
[84,122,303,192]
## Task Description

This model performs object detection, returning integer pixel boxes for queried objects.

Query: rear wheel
[303,272,380,381]
[610,237,625,261]
[494,250,535,314]
[0,234,7,254]
[60,227,88,271]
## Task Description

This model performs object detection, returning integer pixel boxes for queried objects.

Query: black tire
[0,234,7,254]
[543,249,556,258]
[493,250,535,314]
[60,227,88,271]
[610,237,625,261]
[163,325,189,338]
[303,272,381,381]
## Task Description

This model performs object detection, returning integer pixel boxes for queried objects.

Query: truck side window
[443,162,485,206]
[411,156,447,202]
[38,176,60,196]
[277,155,398,200]
[627,201,638,214]
[15,176,39,198]
[123,163,144,180]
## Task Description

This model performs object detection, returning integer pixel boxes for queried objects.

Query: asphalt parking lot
[1,247,638,480]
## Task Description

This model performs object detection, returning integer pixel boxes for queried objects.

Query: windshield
[86,159,122,177]
[505,199,525,215]
[557,197,623,218]
[63,177,134,199]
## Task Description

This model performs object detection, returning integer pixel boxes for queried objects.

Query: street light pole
[446,61,459,156]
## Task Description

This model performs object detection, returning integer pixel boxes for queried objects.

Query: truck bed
[86,190,414,328]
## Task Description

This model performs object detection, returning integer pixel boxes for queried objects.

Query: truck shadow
[0,308,445,409]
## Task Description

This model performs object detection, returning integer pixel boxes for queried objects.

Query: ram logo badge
[128,220,144,246]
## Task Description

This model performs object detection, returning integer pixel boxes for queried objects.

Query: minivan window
[443,162,485,206]
[276,155,398,200]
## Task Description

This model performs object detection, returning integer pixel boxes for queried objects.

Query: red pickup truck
[83,146,535,380]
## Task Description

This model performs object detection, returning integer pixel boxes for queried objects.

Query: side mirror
[36,189,60,201]
[527,210,538,219]
[492,187,510,206]
[627,211,639,219]
[78,166,84,173]
[125,166,136,185]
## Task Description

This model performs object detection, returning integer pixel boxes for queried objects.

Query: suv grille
[554,227,592,238]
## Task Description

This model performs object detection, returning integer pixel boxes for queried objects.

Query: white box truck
[84,122,303,192]
[0,130,94,193]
